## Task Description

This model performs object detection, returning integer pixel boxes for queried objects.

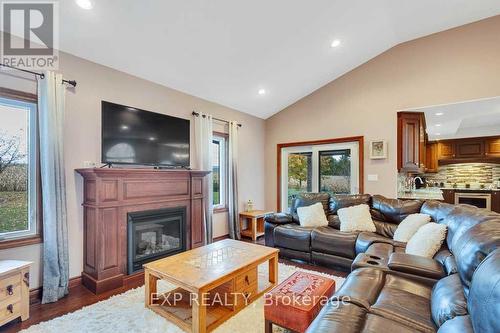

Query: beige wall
[265,16,500,210]
[0,49,266,288]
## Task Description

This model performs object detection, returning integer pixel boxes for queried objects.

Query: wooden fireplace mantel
[76,168,210,294]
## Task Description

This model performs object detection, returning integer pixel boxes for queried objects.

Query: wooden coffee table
[144,239,279,333]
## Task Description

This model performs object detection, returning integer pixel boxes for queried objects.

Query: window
[0,93,38,242]
[212,133,228,210]
[279,138,362,211]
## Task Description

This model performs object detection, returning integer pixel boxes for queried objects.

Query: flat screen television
[101,101,190,167]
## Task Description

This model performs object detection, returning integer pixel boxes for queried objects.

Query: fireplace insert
[127,207,186,273]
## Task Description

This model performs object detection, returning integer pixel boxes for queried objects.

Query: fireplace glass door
[127,207,186,273]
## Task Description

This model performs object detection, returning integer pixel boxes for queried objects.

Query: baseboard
[214,234,230,242]
[29,275,83,304]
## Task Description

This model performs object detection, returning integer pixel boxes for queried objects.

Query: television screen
[101,101,190,167]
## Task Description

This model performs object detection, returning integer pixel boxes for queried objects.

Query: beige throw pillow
[406,223,447,258]
[393,213,431,242]
[337,204,376,232]
[296,202,328,227]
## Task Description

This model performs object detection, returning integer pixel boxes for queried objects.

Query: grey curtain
[38,71,69,303]
[194,112,214,244]
[228,121,240,239]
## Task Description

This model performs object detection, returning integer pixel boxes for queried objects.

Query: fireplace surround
[76,168,210,294]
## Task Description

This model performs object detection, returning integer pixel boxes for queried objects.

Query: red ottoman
[264,271,336,333]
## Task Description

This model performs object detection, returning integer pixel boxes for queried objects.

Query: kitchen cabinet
[492,191,500,213]
[437,141,455,160]
[455,139,484,158]
[485,137,500,157]
[442,189,455,204]
[397,112,426,171]
[425,142,438,173]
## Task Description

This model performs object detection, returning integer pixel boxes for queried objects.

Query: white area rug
[22,263,345,333]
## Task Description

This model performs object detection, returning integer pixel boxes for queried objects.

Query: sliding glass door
[281,141,359,211]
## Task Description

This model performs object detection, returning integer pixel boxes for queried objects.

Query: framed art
[369,140,387,159]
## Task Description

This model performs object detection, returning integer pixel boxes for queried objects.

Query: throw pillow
[337,204,376,232]
[296,202,328,227]
[393,213,431,242]
[406,223,447,258]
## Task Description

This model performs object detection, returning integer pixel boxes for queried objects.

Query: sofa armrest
[387,253,445,280]
[264,212,296,225]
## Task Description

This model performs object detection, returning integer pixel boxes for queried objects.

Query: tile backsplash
[424,163,500,187]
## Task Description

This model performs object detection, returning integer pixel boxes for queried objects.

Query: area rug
[22,263,345,333]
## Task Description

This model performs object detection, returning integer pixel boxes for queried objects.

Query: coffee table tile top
[144,239,278,291]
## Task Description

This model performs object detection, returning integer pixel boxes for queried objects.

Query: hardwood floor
[2,237,348,332]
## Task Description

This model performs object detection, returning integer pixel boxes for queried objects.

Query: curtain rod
[0,63,77,87]
[192,111,242,127]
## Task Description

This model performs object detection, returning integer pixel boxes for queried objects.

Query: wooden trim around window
[0,87,37,103]
[277,136,364,211]
[213,207,229,214]
[0,87,42,250]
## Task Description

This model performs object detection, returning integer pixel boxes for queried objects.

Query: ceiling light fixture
[76,0,93,10]
[258,88,266,96]
[436,133,441,136]
[435,112,444,116]
[121,125,129,130]
[436,124,441,127]
[330,39,341,48]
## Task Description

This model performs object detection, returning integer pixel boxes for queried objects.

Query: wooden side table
[0,260,32,327]
[239,210,272,241]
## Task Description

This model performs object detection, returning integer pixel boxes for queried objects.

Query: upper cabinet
[397,112,426,172]
[425,142,438,173]
[428,136,500,166]
[485,137,500,157]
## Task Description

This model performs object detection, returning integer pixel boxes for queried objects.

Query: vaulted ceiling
[55,1,500,118]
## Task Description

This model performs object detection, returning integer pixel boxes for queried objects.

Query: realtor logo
[1,1,59,70]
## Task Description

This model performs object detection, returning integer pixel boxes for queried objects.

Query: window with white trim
[212,134,227,209]
[0,96,38,241]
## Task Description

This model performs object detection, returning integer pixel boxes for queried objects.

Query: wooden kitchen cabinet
[492,191,500,213]
[425,141,438,173]
[485,137,500,157]
[438,141,455,160]
[442,189,455,204]
[397,112,426,171]
[455,139,484,158]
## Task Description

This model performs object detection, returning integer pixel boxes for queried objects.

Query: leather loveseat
[265,193,500,332]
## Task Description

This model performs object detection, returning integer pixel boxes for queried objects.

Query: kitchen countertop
[437,187,500,192]
[398,188,444,201]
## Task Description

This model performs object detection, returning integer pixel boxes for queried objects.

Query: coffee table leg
[144,269,158,307]
[265,319,273,333]
[192,291,207,333]
[269,254,278,284]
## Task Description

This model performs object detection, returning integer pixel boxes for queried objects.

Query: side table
[239,210,272,241]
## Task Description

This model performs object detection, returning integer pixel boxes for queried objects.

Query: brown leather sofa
[264,193,500,332]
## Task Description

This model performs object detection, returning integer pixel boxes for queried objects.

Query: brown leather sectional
[264,193,500,332]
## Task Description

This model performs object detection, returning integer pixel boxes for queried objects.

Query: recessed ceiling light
[258,89,266,96]
[436,133,441,136]
[121,125,129,130]
[149,137,156,141]
[330,39,341,48]
[436,124,441,127]
[76,0,93,10]
[435,112,444,116]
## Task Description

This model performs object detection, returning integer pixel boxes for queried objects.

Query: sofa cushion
[437,315,474,333]
[297,202,328,227]
[431,274,468,327]
[371,195,423,224]
[273,224,313,252]
[467,249,500,333]
[311,226,358,259]
[372,220,398,238]
[406,223,447,258]
[291,192,331,220]
[393,213,431,242]
[329,194,372,214]
[355,232,394,255]
[434,248,458,275]
[338,204,376,232]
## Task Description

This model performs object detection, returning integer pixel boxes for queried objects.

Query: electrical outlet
[368,174,378,181]
[83,161,97,168]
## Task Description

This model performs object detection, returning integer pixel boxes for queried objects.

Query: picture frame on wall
[369,140,387,159]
